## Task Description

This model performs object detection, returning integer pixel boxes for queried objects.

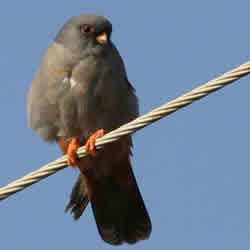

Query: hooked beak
[96,32,108,44]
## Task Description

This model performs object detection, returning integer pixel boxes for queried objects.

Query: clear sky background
[0,1,249,249]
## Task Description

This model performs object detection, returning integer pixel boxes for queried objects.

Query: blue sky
[0,1,250,249]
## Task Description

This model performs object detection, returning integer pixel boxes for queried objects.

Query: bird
[27,14,152,245]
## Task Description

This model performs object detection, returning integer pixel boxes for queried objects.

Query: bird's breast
[59,57,137,139]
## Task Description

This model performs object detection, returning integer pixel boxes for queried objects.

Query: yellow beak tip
[96,32,108,44]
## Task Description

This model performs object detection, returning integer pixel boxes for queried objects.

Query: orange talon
[85,129,104,157]
[67,138,80,166]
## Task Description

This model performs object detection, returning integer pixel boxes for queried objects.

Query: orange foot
[85,129,104,157]
[67,138,80,166]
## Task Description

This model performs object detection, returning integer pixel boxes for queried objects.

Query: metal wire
[0,61,249,200]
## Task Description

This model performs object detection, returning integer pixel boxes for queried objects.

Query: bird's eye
[81,24,95,34]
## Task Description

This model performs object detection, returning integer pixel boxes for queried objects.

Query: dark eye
[81,24,95,34]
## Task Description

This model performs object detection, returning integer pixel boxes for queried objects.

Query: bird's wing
[27,43,73,141]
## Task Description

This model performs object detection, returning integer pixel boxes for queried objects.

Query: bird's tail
[65,174,89,220]
[85,157,152,245]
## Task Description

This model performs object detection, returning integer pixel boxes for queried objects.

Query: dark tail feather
[88,159,152,245]
[65,174,89,220]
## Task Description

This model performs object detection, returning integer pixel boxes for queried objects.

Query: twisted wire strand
[0,61,249,200]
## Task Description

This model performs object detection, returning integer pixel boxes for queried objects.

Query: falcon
[27,14,151,245]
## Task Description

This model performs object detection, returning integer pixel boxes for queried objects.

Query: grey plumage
[27,14,151,245]
[28,14,138,141]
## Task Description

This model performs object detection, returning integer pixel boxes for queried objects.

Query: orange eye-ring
[81,24,95,34]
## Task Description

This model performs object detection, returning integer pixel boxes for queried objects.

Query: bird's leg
[85,129,104,157]
[67,137,80,166]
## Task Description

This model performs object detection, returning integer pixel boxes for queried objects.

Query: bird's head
[56,14,112,53]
